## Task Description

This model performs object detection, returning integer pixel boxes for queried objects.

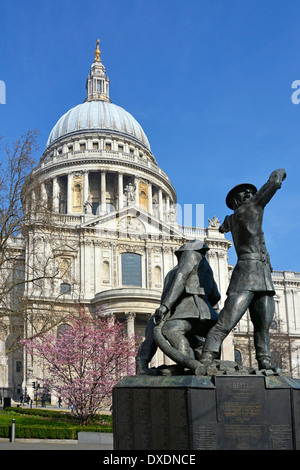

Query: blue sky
[1,0,300,271]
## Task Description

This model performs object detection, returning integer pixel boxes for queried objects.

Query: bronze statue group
[136,169,286,376]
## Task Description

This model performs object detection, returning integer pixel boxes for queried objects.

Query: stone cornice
[205,237,232,251]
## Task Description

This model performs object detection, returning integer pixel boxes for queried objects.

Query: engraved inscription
[216,377,268,450]
[134,389,151,424]
[169,389,188,426]
[269,424,293,450]
[216,376,266,424]
[223,424,263,450]
[222,403,262,421]
[117,422,135,449]
[150,389,169,425]
[117,389,133,423]
[195,425,217,450]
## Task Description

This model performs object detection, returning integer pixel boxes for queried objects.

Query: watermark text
[0,80,6,104]
[291,80,300,104]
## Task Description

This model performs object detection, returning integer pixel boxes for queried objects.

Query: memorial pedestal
[113,374,300,450]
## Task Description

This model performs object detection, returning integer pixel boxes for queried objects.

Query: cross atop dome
[94,39,101,62]
[85,39,111,103]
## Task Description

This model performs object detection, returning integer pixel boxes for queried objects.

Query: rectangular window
[93,142,99,149]
[60,283,71,295]
[80,143,86,151]
[121,253,142,287]
[106,143,111,150]
[92,202,99,215]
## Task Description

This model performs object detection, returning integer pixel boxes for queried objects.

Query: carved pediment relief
[118,215,145,233]
[80,205,183,239]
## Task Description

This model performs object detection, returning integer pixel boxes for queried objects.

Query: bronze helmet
[175,239,209,257]
[225,183,257,210]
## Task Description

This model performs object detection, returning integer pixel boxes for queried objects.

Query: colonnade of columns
[39,169,173,221]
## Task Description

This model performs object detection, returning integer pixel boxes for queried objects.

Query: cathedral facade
[1,42,300,400]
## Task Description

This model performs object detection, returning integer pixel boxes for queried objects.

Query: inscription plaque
[113,375,300,450]
[194,424,218,450]
[216,376,266,423]
[189,388,218,450]
[113,381,189,450]
[266,388,293,450]
[216,376,268,450]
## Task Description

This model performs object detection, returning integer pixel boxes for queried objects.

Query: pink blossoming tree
[21,309,137,425]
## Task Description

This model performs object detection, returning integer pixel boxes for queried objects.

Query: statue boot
[257,356,281,374]
[136,356,159,376]
[199,351,216,365]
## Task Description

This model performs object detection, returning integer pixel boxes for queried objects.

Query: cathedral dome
[46,100,151,150]
[35,40,177,222]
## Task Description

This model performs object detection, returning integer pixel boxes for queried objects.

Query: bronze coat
[220,169,286,295]
[161,250,220,321]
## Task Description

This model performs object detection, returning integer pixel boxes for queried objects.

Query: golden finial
[94,39,101,62]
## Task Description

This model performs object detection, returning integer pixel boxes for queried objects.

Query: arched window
[139,189,148,212]
[74,184,82,206]
[121,252,142,287]
[57,323,72,339]
[234,348,242,364]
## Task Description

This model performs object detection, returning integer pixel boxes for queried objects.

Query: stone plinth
[112,374,300,450]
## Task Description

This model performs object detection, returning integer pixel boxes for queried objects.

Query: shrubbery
[0,408,113,439]
[4,407,112,423]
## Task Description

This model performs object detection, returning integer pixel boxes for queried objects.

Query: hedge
[0,408,113,439]
[0,424,113,439]
[0,425,78,439]
[3,407,113,424]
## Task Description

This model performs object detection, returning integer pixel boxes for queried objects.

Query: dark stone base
[113,374,300,450]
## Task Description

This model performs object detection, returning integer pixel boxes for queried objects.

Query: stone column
[134,177,139,207]
[67,173,72,214]
[41,181,48,207]
[126,312,136,337]
[125,311,136,371]
[165,195,170,221]
[158,189,163,221]
[52,176,59,213]
[31,190,36,214]
[148,183,153,215]
[118,172,124,210]
[100,171,106,214]
[83,170,90,206]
